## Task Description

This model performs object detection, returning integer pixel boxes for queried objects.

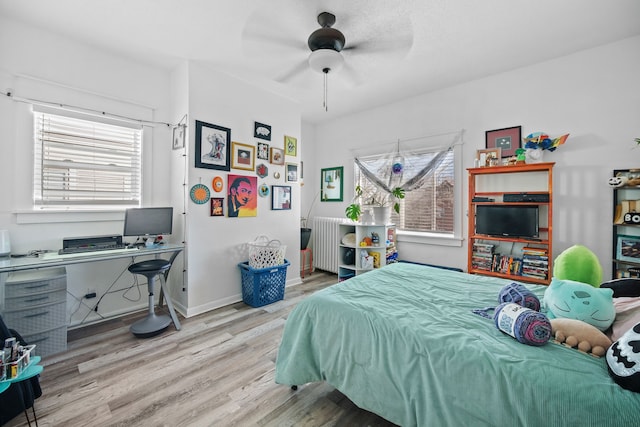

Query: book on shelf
[522,247,548,255]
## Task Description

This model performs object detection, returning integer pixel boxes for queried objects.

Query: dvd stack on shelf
[471,243,495,271]
[492,255,522,275]
[521,247,549,280]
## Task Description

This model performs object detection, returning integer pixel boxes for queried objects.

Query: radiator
[312,216,347,273]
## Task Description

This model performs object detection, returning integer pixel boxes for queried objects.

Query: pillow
[601,278,640,297]
[606,322,640,393]
[609,297,640,341]
[543,277,615,331]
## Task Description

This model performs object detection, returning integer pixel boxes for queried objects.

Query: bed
[275,262,640,426]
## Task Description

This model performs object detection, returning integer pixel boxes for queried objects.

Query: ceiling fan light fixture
[308,48,344,74]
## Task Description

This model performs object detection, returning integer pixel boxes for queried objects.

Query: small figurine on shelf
[360,249,373,269]
[371,232,380,246]
[360,236,373,247]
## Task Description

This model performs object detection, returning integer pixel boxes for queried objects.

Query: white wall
[0,17,176,326]
[181,61,302,317]
[0,17,303,326]
[302,35,640,278]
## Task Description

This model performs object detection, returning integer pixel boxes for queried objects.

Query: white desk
[0,243,184,273]
[0,243,184,330]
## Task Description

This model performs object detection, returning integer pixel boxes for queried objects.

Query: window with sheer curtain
[354,147,455,234]
[33,107,142,209]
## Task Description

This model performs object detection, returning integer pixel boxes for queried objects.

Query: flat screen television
[475,205,539,238]
[123,207,173,237]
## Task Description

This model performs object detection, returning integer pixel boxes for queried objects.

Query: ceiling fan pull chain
[323,70,329,112]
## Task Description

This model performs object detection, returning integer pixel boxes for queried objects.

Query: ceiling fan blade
[340,61,363,87]
[344,36,413,55]
[275,59,310,83]
[243,26,308,53]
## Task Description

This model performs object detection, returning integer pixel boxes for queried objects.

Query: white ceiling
[2,0,639,124]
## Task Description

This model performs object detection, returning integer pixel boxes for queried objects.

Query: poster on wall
[227,174,257,217]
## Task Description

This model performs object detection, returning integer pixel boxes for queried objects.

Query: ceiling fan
[305,12,348,111]
[242,6,413,111]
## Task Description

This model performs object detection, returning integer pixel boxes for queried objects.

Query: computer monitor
[123,207,173,237]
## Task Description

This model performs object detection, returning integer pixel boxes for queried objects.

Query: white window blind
[355,148,455,234]
[33,107,142,208]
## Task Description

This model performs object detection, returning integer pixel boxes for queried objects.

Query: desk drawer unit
[1,267,67,356]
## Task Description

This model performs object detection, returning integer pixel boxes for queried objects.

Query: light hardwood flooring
[5,271,397,427]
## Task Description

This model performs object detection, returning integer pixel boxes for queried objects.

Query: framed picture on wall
[254,121,271,141]
[485,126,521,158]
[285,135,297,156]
[321,166,343,202]
[195,120,231,171]
[210,197,224,216]
[231,141,255,171]
[257,142,269,160]
[172,124,185,150]
[270,147,284,165]
[272,185,291,210]
[286,163,298,182]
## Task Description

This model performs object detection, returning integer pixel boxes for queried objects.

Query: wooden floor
[6,271,397,427]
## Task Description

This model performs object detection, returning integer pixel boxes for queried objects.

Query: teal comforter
[275,263,640,426]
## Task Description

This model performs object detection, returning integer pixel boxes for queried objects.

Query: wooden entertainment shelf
[467,162,554,285]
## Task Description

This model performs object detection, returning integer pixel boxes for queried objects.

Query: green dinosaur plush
[552,245,603,287]
[544,277,615,331]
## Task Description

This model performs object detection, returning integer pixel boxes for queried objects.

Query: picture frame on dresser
[475,148,501,167]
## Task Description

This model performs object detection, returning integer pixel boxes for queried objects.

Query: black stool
[128,259,181,337]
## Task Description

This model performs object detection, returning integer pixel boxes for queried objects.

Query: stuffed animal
[606,322,640,392]
[550,318,612,357]
[543,277,615,331]
[608,172,640,188]
[609,175,629,188]
[553,245,603,287]
[360,249,373,269]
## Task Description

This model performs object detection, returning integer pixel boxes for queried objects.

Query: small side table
[300,248,313,279]
[1,355,43,426]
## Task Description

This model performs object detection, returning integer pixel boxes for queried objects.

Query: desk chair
[128,258,181,338]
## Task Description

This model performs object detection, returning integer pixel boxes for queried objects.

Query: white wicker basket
[248,235,286,269]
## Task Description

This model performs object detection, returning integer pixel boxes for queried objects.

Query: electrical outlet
[85,290,97,299]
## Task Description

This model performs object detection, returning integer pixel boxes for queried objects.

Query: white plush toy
[609,175,629,188]
[360,249,373,269]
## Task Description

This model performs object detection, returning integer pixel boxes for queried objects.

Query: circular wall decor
[273,171,281,179]
[190,184,210,204]
[259,184,270,197]
[212,176,224,193]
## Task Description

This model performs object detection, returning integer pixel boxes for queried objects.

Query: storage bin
[238,260,290,307]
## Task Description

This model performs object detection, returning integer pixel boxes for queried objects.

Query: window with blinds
[33,108,142,208]
[355,148,455,234]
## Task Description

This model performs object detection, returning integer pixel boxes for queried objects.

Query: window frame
[32,105,143,210]
[354,143,463,247]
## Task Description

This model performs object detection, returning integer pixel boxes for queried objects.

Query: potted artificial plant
[345,184,405,223]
